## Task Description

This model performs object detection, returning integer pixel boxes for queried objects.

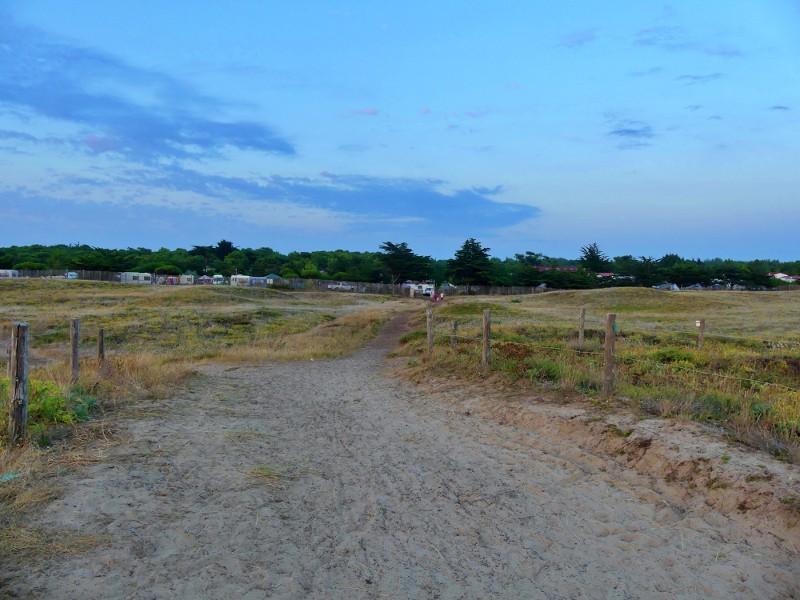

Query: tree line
[0,240,797,289]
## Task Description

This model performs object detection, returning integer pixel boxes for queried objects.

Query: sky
[1,1,798,260]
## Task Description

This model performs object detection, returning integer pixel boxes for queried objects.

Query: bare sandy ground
[3,317,799,599]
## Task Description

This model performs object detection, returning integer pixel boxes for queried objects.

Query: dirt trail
[4,317,799,599]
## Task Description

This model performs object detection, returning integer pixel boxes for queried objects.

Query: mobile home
[0,269,19,279]
[230,274,251,287]
[120,272,152,285]
[179,274,195,285]
[212,274,225,285]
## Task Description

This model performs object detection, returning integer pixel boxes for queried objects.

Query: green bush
[653,347,695,364]
[749,401,772,421]
[691,391,742,422]
[525,357,564,382]
[0,377,96,434]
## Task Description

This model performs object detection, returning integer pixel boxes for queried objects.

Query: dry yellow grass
[441,287,800,341]
[214,307,392,363]
[0,526,103,561]
[0,279,404,560]
[400,288,800,461]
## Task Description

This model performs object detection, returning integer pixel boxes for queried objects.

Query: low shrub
[0,378,97,443]
[525,358,564,382]
[652,347,695,364]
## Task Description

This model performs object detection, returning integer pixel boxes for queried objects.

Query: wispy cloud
[629,66,663,77]
[559,28,598,48]
[11,165,539,237]
[607,118,654,149]
[351,107,380,116]
[465,110,490,119]
[769,105,791,111]
[676,73,723,85]
[337,143,371,153]
[0,19,294,162]
[635,26,742,58]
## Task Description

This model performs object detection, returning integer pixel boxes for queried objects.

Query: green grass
[402,292,800,461]
[0,378,97,446]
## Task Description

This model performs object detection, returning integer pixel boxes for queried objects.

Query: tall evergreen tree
[449,238,492,289]
[379,241,430,283]
[579,242,610,273]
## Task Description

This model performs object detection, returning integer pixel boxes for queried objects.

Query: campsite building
[120,272,152,285]
[230,274,251,287]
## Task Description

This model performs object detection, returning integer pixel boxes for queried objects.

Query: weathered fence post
[426,307,434,355]
[602,313,616,398]
[450,320,458,350]
[696,319,706,350]
[578,307,586,349]
[481,309,491,367]
[5,323,11,378]
[97,327,105,368]
[8,322,30,445]
[70,318,80,384]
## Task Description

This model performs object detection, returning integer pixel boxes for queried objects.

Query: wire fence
[422,307,800,401]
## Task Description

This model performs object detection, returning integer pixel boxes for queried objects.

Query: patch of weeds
[720,454,730,463]
[575,372,601,394]
[744,472,773,483]
[400,330,426,344]
[749,402,772,422]
[779,496,800,513]
[691,391,741,422]
[707,477,730,490]
[0,378,97,429]
[607,424,633,437]
[0,527,104,561]
[525,358,563,383]
[652,347,696,364]
[248,465,288,485]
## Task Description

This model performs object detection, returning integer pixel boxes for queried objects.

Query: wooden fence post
[602,313,616,398]
[70,318,80,384]
[97,327,105,368]
[450,320,458,349]
[696,319,706,350]
[426,307,434,355]
[481,309,491,367]
[5,323,11,378]
[8,322,30,445]
[578,307,586,349]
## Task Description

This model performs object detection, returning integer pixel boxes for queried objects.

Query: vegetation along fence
[4,317,106,446]
[419,306,800,461]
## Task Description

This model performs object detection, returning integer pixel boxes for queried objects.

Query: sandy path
[5,318,798,599]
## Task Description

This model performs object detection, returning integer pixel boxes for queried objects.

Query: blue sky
[1,1,798,259]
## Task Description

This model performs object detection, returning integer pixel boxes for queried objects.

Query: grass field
[0,279,405,558]
[0,280,401,446]
[398,288,800,461]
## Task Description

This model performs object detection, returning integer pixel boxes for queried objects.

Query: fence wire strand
[427,311,800,394]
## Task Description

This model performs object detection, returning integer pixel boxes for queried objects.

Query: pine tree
[449,238,492,289]
[579,242,610,273]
